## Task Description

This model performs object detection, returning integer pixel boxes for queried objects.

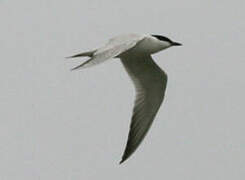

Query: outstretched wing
[120,55,168,164]
[71,34,145,70]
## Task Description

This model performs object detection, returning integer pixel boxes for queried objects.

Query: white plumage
[68,33,182,163]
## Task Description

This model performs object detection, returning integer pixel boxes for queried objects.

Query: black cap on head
[151,35,172,43]
[151,34,182,46]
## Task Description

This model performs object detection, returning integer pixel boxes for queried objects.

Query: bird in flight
[67,33,182,164]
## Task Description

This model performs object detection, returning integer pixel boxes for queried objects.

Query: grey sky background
[0,0,244,179]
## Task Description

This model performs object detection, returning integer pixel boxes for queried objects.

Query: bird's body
[68,33,181,164]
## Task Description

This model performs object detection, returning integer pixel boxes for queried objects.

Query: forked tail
[66,50,95,58]
[67,50,97,70]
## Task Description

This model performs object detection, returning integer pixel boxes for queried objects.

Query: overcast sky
[0,0,245,179]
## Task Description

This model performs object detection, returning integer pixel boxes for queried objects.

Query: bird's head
[151,34,182,48]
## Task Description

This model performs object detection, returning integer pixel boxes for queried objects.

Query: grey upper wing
[71,34,145,70]
[120,55,168,163]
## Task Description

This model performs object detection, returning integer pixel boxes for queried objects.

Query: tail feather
[71,58,93,70]
[66,50,95,58]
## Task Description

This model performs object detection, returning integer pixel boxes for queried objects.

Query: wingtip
[119,159,124,164]
[119,159,125,165]
[119,154,129,164]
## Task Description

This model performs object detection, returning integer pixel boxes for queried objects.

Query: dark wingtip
[119,152,131,164]
[119,158,126,165]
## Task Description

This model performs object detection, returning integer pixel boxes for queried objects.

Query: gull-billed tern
[67,33,182,164]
